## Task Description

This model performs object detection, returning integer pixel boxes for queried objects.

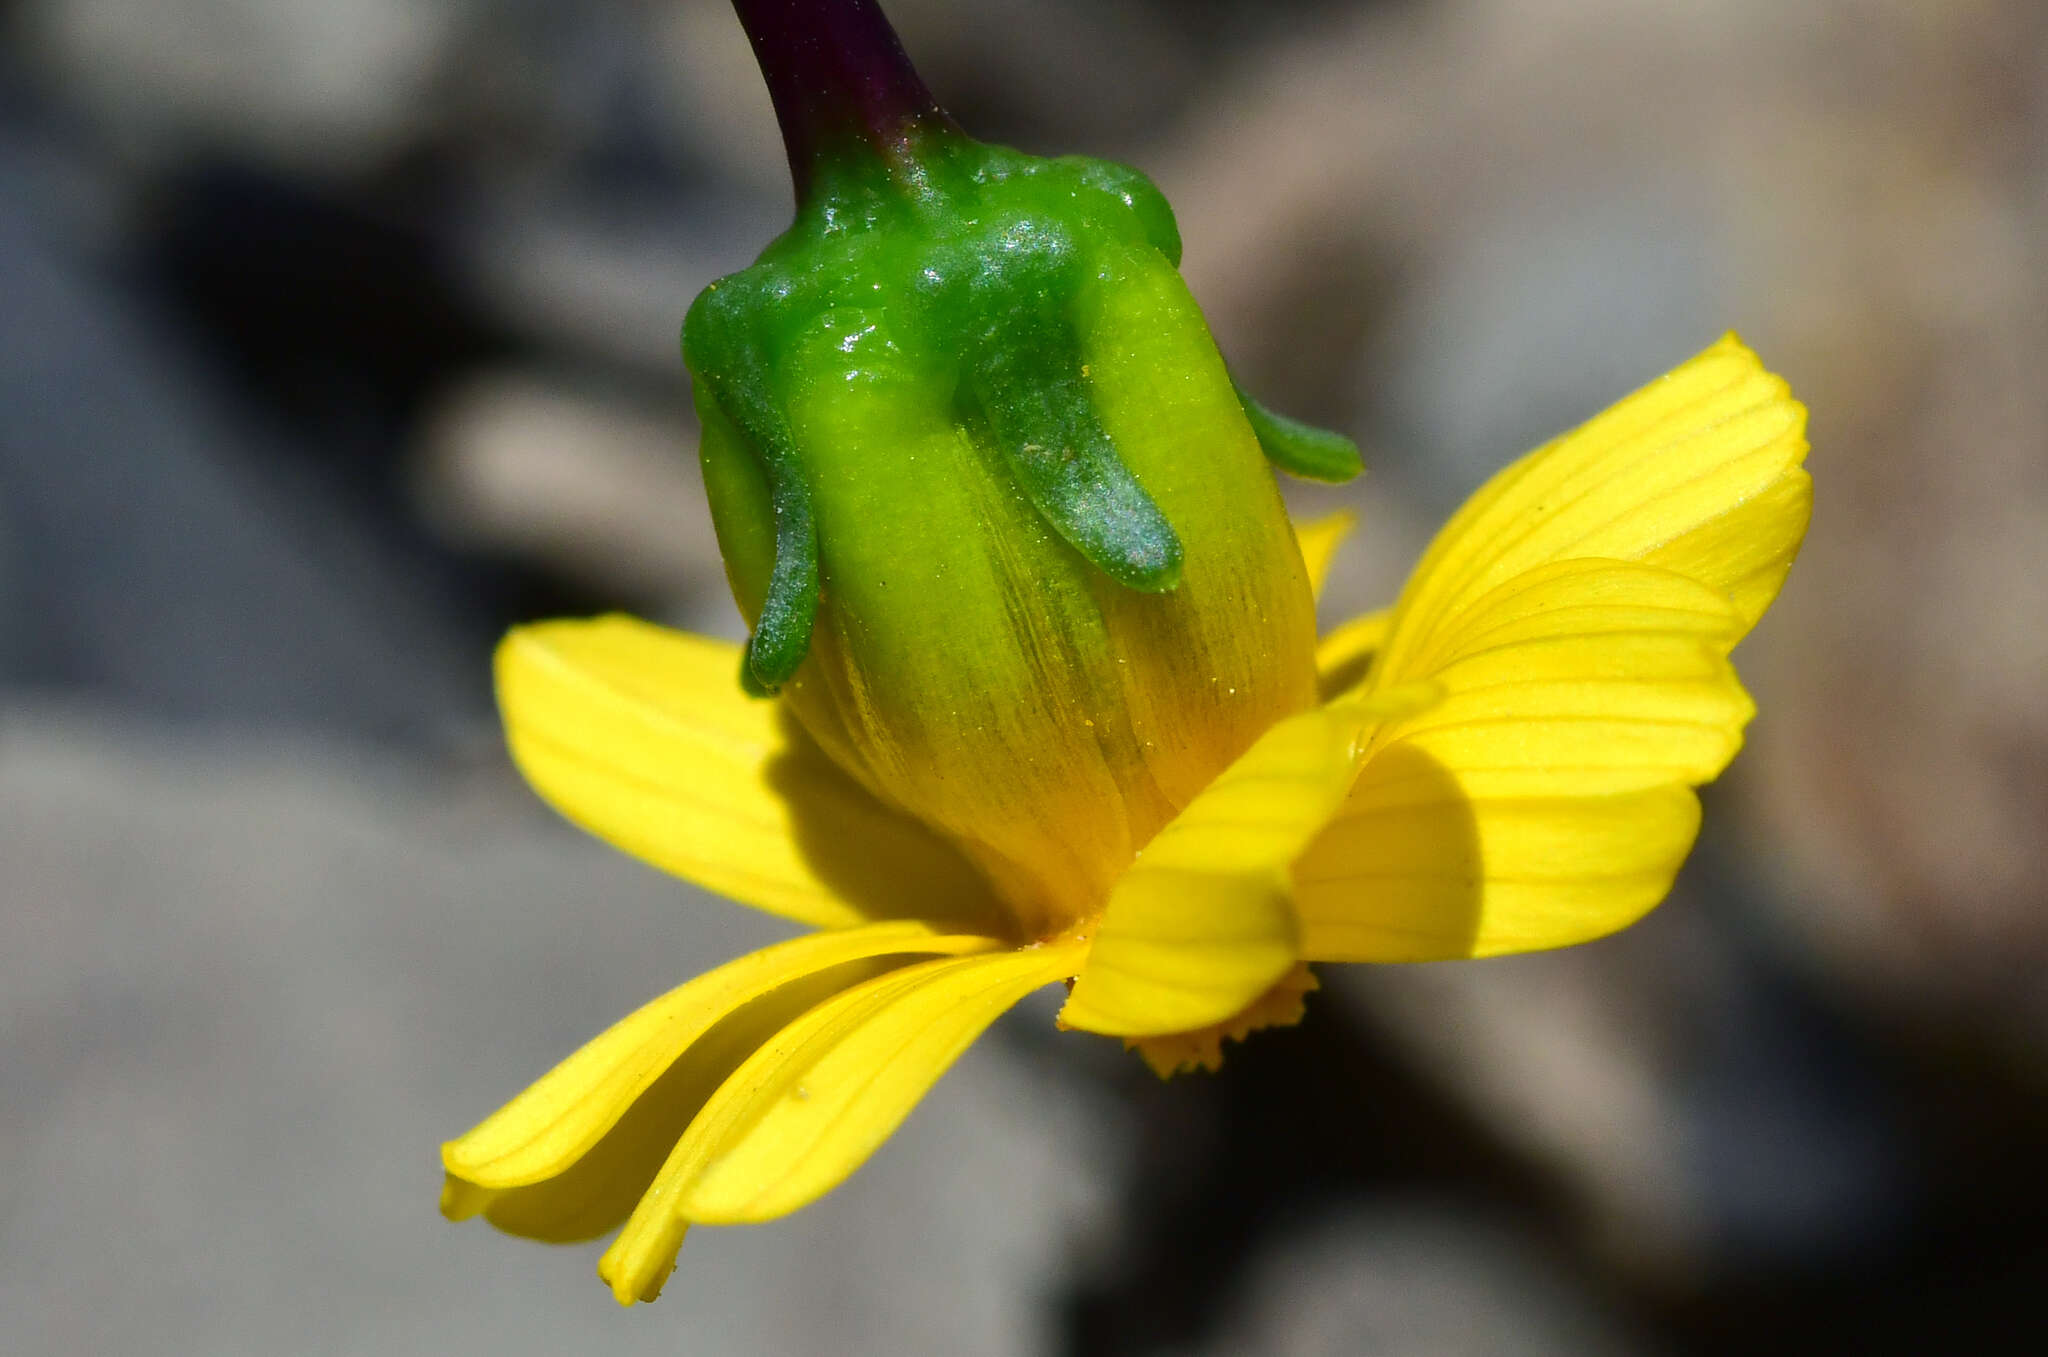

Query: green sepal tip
[1234,379,1363,483]
[740,474,819,693]
[684,299,823,696]
[972,311,1184,594]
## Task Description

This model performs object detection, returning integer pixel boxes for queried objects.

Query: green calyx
[689,99,1357,693]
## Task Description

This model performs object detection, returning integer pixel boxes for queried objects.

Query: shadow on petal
[763,707,1009,935]
[1297,732,1706,962]
[1293,741,1485,963]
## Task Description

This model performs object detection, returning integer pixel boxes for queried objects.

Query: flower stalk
[730,0,961,202]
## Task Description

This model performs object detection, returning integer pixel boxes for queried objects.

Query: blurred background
[3,0,2045,1352]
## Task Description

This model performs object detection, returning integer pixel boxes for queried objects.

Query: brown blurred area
[3,1,2044,1353]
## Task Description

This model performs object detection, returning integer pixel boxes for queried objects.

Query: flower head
[440,0,1811,1306]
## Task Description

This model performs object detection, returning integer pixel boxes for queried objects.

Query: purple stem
[729,0,959,200]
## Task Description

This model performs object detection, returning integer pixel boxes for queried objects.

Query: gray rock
[0,158,483,738]
[18,0,473,172]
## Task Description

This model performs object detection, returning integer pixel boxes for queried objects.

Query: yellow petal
[1372,333,1808,687]
[1060,681,1438,1037]
[443,921,997,1188]
[599,943,1082,1301]
[1294,559,1751,959]
[1315,606,1392,700]
[1641,470,1813,630]
[496,616,1002,931]
[1293,510,1355,601]
[440,922,998,1243]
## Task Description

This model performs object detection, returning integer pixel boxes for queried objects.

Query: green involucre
[685,130,1352,691]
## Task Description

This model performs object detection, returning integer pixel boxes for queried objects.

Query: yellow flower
[441,334,1808,1305]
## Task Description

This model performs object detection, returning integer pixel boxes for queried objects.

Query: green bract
[685,129,1359,693]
